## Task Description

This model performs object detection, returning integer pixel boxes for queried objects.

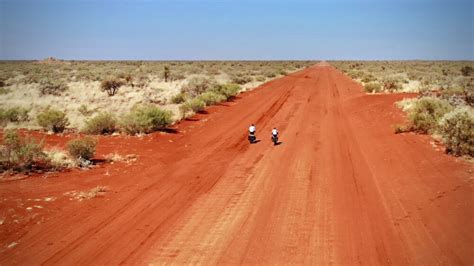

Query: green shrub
[210,83,241,100]
[0,107,29,123]
[382,78,402,91]
[0,88,10,95]
[171,92,188,104]
[100,77,124,96]
[255,75,266,82]
[36,108,69,133]
[231,74,252,85]
[364,82,382,93]
[438,106,474,156]
[83,112,117,135]
[0,129,48,172]
[39,80,68,96]
[67,137,97,161]
[361,73,376,83]
[198,91,226,106]
[264,71,277,78]
[460,66,473,76]
[120,106,173,135]
[184,98,206,112]
[407,97,453,133]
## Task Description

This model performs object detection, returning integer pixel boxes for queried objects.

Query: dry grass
[330,61,474,95]
[0,61,312,130]
[64,186,108,201]
[44,148,77,169]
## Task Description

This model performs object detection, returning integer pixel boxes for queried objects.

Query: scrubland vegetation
[331,61,473,98]
[332,61,473,157]
[0,59,312,132]
[331,61,474,156]
[0,129,98,173]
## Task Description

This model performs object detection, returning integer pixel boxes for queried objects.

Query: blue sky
[0,0,472,60]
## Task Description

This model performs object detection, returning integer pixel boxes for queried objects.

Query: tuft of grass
[64,186,107,201]
[44,148,77,169]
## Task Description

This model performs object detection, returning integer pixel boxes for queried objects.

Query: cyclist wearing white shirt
[272,128,278,136]
[249,124,256,134]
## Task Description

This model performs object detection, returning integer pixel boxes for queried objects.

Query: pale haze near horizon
[0,0,472,60]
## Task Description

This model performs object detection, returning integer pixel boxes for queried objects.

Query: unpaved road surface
[1,64,472,265]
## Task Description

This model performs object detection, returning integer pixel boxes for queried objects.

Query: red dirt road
[1,64,472,265]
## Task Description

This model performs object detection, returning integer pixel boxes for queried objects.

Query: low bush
[198,91,226,106]
[438,106,474,156]
[407,97,453,133]
[170,92,188,104]
[120,106,173,135]
[364,82,382,93]
[382,78,402,91]
[0,88,10,95]
[231,74,252,85]
[0,107,30,124]
[39,80,68,96]
[460,66,473,76]
[83,112,117,135]
[210,83,241,100]
[183,98,206,113]
[264,71,277,78]
[361,73,376,83]
[36,108,69,133]
[67,137,97,161]
[100,77,124,96]
[0,129,48,172]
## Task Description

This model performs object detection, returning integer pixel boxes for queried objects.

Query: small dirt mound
[36,57,64,65]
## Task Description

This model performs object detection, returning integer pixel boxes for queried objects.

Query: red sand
[1,64,472,265]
